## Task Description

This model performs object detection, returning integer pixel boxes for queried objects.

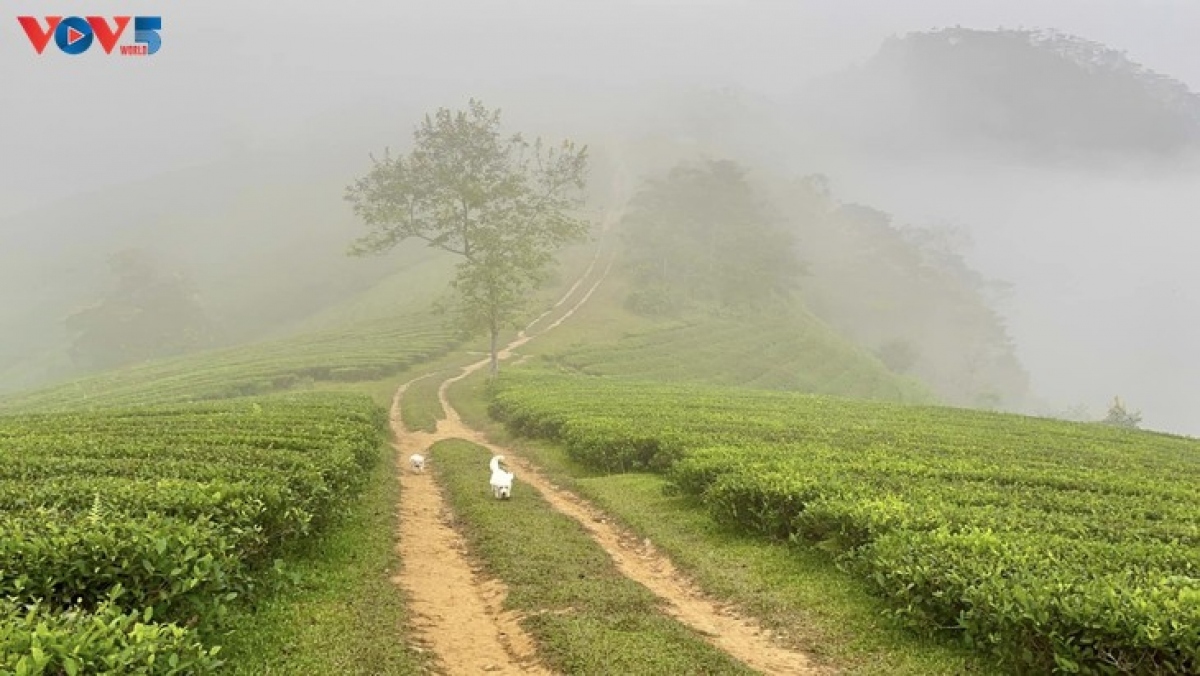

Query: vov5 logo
[17,16,162,56]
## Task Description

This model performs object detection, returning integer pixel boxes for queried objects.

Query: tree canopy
[619,159,799,314]
[345,100,590,374]
[64,249,216,372]
[1102,396,1142,429]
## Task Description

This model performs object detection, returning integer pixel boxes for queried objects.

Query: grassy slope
[398,371,450,433]
[0,153,402,394]
[0,222,604,416]
[279,248,459,336]
[0,312,453,413]
[0,239,471,415]
[518,262,932,404]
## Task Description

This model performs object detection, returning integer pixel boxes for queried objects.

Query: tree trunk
[489,321,499,378]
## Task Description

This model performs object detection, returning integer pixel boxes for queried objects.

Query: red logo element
[86,16,131,54]
[17,16,61,54]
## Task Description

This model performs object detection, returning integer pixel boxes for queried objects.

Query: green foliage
[489,372,1200,674]
[876,339,919,374]
[345,99,590,374]
[620,159,799,313]
[0,393,385,667]
[548,472,995,674]
[0,597,223,675]
[622,282,679,317]
[64,249,218,373]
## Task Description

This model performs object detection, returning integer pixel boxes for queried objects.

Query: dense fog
[4,0,1198,434]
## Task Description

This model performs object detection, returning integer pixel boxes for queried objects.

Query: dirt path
[510,464,826,676]
[390,375,551,675]
[391,164,827,675]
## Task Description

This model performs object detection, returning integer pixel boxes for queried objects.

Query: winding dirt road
[391,374,550,675]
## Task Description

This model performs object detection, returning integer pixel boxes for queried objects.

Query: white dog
[409,453,426,473]
[489,455,514,499]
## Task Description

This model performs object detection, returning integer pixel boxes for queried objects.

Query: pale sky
[4,1,1198,215]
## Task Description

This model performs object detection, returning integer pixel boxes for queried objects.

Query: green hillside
[536,310,931,403]
[501,234,930,404]
[0,228,462,414]
[0,310,456,413]
[0,142,418,395]
[516,156,938,406]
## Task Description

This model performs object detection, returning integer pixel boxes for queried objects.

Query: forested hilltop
[603,147,1028,411]
[800,27,1200,165]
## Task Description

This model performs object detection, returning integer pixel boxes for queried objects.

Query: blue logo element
[134,17,162,55]
[55,16,93,55]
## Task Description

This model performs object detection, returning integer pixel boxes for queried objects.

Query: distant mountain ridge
[799,27,1200,165]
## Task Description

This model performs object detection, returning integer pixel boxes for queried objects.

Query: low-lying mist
[821,159,1200,435]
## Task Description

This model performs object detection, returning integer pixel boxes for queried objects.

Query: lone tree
[620,159,799,314]
[345,100,590,376]
[1102,396,1142,429]
[876,338,920,374]
[64,248,217,372]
